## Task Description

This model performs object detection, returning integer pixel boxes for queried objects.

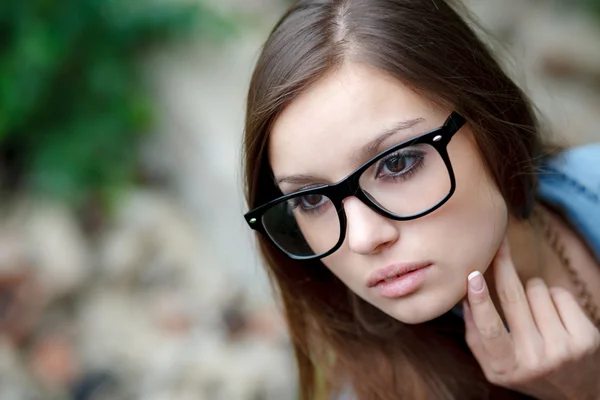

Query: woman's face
[268,64,508,324]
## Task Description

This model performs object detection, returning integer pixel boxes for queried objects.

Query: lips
[367,262,432,288]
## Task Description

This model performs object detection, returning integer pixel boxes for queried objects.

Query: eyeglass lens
[261,143,451,258]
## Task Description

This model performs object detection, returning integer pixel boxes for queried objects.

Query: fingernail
[468,271,484,292]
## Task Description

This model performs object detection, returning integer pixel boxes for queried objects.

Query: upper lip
[367,262,432,287]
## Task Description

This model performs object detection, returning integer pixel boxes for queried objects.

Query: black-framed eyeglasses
[244,112,466,261]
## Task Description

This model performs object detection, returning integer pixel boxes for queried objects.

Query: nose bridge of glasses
[327,168,392,219]
[341,187,394,223]
[325,172,362,206]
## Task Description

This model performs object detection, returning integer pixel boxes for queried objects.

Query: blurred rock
[71,371,124,400]
[0,230,45,345]
[29,331,80,391]
[137,331,296,400]
[0,269,44,345]
[0,337,42,400]
[7,200,92,302]
[0,232,30,276]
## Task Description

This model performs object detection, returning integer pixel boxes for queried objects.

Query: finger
[525,278,568,347]
[494,237,541,345]
[550,287,599,342]
[467,270,514,362]
[463,299,486,363]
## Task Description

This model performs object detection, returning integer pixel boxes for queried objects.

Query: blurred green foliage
[0,0,233,207]
[582,0,600,22]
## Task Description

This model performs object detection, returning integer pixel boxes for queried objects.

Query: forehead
[268,64,446,185]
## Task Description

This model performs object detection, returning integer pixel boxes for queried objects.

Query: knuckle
[465,331,478,347]
[498,285,526,305]
[517,345,553,378]
[587,327,600,343]
[522,357,546,376]
[520,346,544,368]
[574,333,600,357]
[526,277,547,292]
[486,364,511,385]
[549,286,571,301]
[489,361,511,377]
[525,279,549,303]
[485,373,504,386]
[585,332,600,351]
[478,322,505,340]
[547,343,572,363]
[568,341,586,357]
[574,346,592,359]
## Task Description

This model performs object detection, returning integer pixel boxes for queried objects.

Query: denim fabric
[537,143,600,261]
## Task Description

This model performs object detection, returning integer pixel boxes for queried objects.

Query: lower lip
[374,265,431,298]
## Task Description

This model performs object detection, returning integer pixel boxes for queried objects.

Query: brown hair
[243,0,545,398]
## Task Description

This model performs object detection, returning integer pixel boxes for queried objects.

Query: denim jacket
[337,143,600,400]
[537,143,600,261]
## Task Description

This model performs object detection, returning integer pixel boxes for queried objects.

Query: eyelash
[285,149,426,214]
[288,196,328,215]
[374,150,425,182]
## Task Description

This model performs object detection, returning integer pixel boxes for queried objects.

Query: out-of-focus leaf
[0,0,236,208]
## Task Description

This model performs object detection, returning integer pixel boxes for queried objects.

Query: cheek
[439,134,509,272]
[320,249,362,289]
[442,181,507,275]
[313,133,509,323]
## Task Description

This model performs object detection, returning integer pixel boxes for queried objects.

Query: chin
[383,307,442,325]
[383,295,462,325]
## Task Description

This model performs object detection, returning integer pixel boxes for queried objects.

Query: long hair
[243,1,545,398]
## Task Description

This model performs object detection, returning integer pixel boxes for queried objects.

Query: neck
[482,205,565,320]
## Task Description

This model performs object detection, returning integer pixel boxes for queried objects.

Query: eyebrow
[351,117,426,163]
[274,117,426,187]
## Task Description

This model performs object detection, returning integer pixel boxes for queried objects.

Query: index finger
[467,270,514,361]
[493,237,541,345]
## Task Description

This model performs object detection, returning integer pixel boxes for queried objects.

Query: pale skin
[466,238,600,400]
[268,63,600,398]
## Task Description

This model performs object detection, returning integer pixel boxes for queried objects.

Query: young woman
[241,0,600,398]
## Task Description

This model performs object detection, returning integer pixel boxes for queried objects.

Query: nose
[343,197,399,255]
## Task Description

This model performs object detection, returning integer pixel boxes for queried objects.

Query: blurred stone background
[0,1,598,399]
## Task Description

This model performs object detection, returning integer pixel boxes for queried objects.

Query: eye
[301,194,325,208]
[288,193,329,213]
[376,151,423,179]
[382,155,408,174]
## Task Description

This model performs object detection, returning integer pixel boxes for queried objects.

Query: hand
[463,236,600,400]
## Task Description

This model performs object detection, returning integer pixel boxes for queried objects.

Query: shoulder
[537,143,600,260]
